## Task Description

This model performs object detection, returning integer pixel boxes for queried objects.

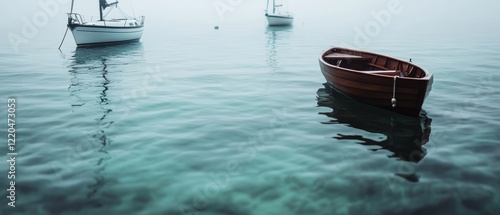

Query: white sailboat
[265,0,293,26]
[64,0,144,47]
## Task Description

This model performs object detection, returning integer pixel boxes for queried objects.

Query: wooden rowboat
[319,47,433,116]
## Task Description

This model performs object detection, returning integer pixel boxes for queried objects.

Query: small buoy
[214,26,219,30]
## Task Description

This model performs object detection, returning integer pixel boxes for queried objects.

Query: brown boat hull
[319,47,433,116]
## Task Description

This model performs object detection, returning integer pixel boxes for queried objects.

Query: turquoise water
[1,2,500,215]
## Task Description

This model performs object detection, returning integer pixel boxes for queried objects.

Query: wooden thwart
[324,53,372,61]
[368,63,388,70]
[362,70,399,76]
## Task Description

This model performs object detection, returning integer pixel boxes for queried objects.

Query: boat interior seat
[362,70,400,76]
[324,53,372,62]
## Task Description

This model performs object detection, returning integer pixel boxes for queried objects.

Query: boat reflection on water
[67,43,143,204]
[68,43,144,138]
[265,25,292,91]
[317,84,432,182]
[70,42,144,66]
[265,25,293,72]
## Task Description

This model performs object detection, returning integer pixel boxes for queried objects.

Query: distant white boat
[265,0,293,26]
[66,0,144,47]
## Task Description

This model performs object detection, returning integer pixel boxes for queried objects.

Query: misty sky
[1,0,499,40]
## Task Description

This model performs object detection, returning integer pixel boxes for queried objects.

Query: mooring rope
[391,76,398,108]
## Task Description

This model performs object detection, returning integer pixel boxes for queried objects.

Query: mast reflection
[67,43,143,203]
[265,25,293,72]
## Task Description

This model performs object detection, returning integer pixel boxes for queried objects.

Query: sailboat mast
[272,0,276,14]
[70,0,74,13]
[99,0,104,21]
[266,0,269,14]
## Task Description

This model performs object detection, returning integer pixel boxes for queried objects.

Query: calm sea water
[1,3,500,215]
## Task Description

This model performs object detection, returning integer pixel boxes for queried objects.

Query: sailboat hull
[69,24,144,47]
[266,14,293,26]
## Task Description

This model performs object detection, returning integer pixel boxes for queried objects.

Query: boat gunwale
[265,14,294,19]
[69,23,145,30]
[75,38,141,47]
[319,47,433,81]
